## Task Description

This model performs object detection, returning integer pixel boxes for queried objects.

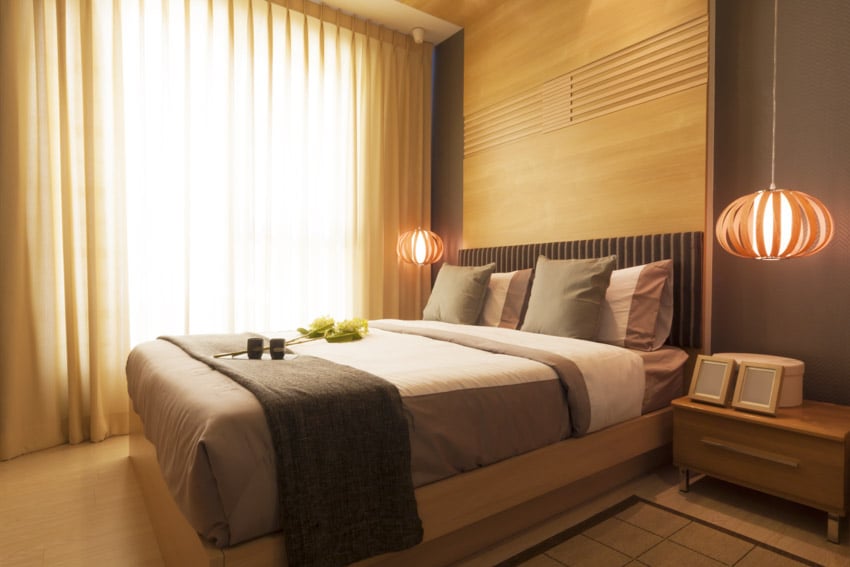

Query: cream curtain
[0,0,432,461]
[0,0,130,460]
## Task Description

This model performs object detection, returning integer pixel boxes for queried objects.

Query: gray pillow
[423,263,496,324]
[521,255,617,339]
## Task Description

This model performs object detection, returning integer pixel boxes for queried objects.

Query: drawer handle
[701,437,800,468]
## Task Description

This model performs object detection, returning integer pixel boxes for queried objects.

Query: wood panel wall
[461,0,709,248]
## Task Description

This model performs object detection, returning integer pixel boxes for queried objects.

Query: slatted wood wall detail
[464,15,708,157]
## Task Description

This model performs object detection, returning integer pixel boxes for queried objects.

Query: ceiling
[320,0,462,44]
[398,0,491,27]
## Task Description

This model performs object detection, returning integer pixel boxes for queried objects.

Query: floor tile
[545,534,631,567]
[669,521,754,565]
[637,539,726,567]
[616,501,690,538]
[736,546,813,567]
[584,517,663,558]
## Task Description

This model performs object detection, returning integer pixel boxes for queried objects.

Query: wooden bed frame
[129,231,702,566]
[130,406,672,567]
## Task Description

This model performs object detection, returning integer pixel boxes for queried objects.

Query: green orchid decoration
[295,316,337,339]
[293,316,369,345]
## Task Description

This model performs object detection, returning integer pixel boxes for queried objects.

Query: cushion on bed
[596,260,673,351]
[478,269,533,329]
[423,263,496,324]
[521,256,616,340]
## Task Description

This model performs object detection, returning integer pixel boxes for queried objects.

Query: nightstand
[672,396,850,543]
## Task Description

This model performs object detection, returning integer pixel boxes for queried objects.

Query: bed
[127,231,703,567]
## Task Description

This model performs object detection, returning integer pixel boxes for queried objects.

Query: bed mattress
[126,320,687,547]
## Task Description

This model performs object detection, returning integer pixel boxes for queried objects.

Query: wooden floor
[2,436,850,566]
[0,436,163,567]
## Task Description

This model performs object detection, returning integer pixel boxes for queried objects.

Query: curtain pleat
[0,0,432,461]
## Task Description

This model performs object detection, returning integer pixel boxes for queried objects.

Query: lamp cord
[769,0,778,190]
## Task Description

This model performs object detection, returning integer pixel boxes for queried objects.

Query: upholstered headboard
[457,232,703,348]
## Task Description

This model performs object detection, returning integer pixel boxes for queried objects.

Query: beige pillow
[596,260,673,351]
[521,256,616,339]
[423,263,496,324]
[478,269,533,329]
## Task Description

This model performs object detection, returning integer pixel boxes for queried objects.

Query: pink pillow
[478,269,533,329]
[596,260,673,351]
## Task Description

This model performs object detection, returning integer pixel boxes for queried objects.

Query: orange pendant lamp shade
[715,188,833,260]
[397,228,444,265]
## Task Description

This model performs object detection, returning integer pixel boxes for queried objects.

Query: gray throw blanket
[161,334,422,567]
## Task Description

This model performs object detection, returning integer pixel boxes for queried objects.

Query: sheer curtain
[123,0,433,343]
[0,0,432,461]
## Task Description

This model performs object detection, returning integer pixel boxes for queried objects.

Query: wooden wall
[460,0,709,248]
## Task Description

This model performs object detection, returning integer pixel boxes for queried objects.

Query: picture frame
[731,362,784,416]
[688,355,735,406]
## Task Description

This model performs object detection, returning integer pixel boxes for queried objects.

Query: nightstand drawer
[674,409,846,513]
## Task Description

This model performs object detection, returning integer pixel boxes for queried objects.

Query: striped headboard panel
[457,232,703,348]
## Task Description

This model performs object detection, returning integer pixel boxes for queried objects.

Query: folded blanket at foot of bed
[160,334,422,567]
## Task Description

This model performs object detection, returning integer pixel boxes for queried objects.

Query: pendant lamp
[715,0,833,260]
[397,228,444,265]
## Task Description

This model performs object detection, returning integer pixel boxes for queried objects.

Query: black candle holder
[246,337,264,359]
[269,338,285,360]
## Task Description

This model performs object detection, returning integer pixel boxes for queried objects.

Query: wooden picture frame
[688,355,735,406]
[731,362,784,416]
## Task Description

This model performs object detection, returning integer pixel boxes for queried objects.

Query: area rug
[496,495,822,566]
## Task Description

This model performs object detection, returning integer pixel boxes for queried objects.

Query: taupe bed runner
[370,322,593,436]
[161,334,422,567]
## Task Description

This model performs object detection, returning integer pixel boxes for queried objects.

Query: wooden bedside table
[672,396,850,543]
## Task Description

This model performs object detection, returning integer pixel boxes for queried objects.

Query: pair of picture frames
[688,355,784,415]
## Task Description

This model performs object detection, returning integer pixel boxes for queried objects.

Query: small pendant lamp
[715,0,833,260]
[397,228,444,265]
